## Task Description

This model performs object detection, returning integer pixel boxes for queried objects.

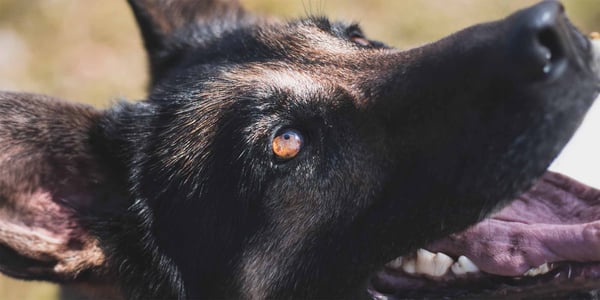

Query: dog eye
[349,31,371,47]
[272,129,304,160]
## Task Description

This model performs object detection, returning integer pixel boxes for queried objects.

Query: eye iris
[273,130,303,159]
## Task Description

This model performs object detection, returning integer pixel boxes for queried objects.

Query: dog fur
[0,1,599,299]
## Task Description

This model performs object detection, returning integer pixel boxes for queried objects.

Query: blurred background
[0,0,598,299]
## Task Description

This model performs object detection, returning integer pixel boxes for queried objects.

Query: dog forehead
[168,19,393,107]
[214,61,369,109]
[207,19,366,66]
[246,18,353,50]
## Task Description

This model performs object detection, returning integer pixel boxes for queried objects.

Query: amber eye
[272,129,304,160]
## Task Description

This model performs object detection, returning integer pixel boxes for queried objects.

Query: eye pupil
[272,129,303,160]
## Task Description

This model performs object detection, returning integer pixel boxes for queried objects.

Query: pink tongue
[427,172,600,276]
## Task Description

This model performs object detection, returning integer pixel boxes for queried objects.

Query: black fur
[0,1,598,299]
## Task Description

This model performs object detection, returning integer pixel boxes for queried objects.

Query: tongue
[427,172,600,276]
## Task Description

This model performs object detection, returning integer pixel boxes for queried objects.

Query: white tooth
[451,255,480,275]
[402,257,416,274]
[415,249,436,276]
[386,256,403,269]
[414,249,453,277]
[523,262,551,277]
[458,256,479,273]
[431,252,454,277]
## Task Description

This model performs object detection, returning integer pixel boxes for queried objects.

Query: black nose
[508,0,577,80]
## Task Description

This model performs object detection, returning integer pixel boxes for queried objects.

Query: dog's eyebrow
[219,63,369,110]
[223,67,326,101]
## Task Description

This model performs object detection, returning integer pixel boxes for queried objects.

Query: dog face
[0,1,599,299]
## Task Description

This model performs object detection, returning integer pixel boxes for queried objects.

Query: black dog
[0,0,599,299]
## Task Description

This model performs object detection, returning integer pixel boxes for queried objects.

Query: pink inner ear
[5,188,73,240]
[0,188,106,277]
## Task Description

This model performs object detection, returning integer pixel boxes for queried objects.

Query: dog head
[0,0,598,298]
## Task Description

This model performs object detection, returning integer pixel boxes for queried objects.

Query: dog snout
[508,0,589,81]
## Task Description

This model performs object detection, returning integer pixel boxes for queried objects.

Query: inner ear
[0,190,105,281]
[127,0,246,85]
[0,92,122,282]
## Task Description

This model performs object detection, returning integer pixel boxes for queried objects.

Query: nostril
[507,1,574,81]
[537,27,565,75]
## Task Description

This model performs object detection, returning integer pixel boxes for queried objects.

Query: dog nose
[508,1,577,80]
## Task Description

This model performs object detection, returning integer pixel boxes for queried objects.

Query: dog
[0,0,599,299]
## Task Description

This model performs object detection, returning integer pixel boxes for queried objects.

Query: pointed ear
[127,0,246,85]
[0,92,120,282]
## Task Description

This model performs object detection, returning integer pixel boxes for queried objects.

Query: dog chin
[368,38,600,300]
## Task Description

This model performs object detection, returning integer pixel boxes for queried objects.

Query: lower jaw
[368,169,600,299]
[370,262,600,300]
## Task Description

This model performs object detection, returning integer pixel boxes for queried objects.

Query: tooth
[413,249,453,277]
[402,257,416,274]
[415,249,436,276]
[451,255,480,275]
[523,262,551,277]
[431,252,454,277]
[386,256,403,269]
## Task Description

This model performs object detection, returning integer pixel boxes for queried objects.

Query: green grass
[0,0,598,299]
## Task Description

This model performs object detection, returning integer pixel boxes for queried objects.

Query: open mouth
[369,38,600,300]
[370,172,600,299]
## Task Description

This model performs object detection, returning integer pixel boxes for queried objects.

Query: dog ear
[127,0,245,85]
[0,92,121,282]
